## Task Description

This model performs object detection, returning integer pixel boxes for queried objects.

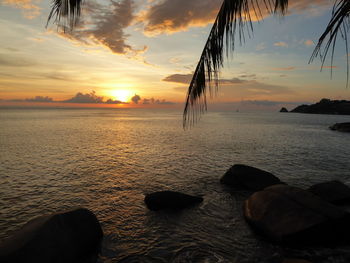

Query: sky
[0,0,349,110]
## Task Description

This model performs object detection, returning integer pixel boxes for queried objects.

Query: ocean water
[1,108,350,262]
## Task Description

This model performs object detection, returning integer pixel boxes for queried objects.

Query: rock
[308,180,350,205]
[329,122,350,132]
[282,259,312,263]
[0,208,103,263]
[244,184,350,245]
[144,191,203,211]
[291,98,350,115]
[220,164,281,191]
[280,107,288,112]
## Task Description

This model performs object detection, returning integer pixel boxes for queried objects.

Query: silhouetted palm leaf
[310,0,350,85]
[183,0,288,127]
[47,0,83,31]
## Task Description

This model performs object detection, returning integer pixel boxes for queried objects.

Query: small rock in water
[144,191,203,211]
[280,107,288,113]
[244,184,350,245]
[308,180,350,205]
[329,122,350,132]
[220,164,281,191]
[0,208,103,263]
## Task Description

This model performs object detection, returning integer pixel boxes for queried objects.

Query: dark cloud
[162,73,193,84]
[142,98,175,105]
[60,0,144,55]
[25,96,53,102]
[63,91,104,103]
[239,74,256,79]
[131,94,141,104]
[142,0,221,35]
[142,0,331,35]
[105,99,125,104]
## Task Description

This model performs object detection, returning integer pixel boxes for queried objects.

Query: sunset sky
[0,0,349,110]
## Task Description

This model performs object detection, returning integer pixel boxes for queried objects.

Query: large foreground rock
[329,122,350,132]
[220,164,281,191]
[244,184,350,245]
[308,180,350,205]
[0,208,103,263]
[145,191,203,211]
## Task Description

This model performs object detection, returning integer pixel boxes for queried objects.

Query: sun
[112,90,132,102]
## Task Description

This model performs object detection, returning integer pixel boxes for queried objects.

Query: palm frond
[183,0,288,128]
[310,0,350,86]
[47,0,84,31]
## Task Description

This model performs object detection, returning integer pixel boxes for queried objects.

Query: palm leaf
[183,0,288,128]
[47,0,84,31]
[310,0,350,86]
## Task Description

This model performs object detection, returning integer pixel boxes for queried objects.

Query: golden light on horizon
[111,90,133,102]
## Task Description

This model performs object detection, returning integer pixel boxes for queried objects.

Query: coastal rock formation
[279,107,288,112]
[220,164,281,191]
[144,191,203,211]
[308,180,350,205]
[329,122,350,132]
[291,98,350,115]
[244,184,350,245]
[0,208,103,263]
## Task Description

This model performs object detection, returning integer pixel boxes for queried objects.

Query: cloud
[63,91,104,103]
[58,0,145,55]
[2,0,41,18]
[141,0,221,35]
[256,43,266,51]
[131,94,141,104]
[162,73,193,84]
[274,41,288,48]
[25,96,53,102]
[0,54,37,67]
[304,40,315,46]
[272,67,296,71]
[241,100,306,107]
[140,0,331,35]
[142,97,175,105]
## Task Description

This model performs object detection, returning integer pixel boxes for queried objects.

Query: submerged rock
[220,164,281,191]
[144,191,203,211]
[329,122,350,132]
[0,208,103,263]
[308,180,350,205]
[244,184,350,245]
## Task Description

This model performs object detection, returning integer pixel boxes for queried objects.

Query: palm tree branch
[310,0,350,86]
[183,0,288,128]
[47,0,83,31]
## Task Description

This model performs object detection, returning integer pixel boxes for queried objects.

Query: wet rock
[244,184,350,245]
[0,208,103,263]
[329,122,350,132]
[280,107,288,113]
[144,191,203,211]
[308,180,350,205]
[220,164,281,191]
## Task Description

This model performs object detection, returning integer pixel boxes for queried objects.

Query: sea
[1,108,350,262]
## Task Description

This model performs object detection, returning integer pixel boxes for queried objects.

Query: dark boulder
[329,122,350,132]
[280,107,288,113]
[0,208,103,263]
[220,164,281,191]
[308,180,350,205]
[145,191,203,211]
[244,184,350,245]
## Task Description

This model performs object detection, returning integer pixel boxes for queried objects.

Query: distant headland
[281,99,350,115]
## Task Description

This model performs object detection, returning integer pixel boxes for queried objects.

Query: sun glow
[111,90,132,102]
